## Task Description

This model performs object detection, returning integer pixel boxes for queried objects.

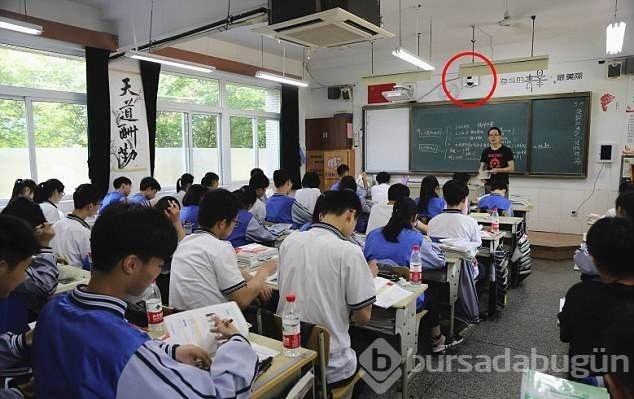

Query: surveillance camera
[463,76,480,88]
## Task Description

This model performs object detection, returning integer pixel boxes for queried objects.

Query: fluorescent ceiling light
[126,51,215,73]
[361,71,431,85]
[606,22,626,55]
[459,55,549,76]
[0,16,42,35]
[392,47,434,71]
[255,71,309,87]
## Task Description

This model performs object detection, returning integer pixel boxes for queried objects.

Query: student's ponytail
[176,173,194,192]
[383,197,417,243]
[11,178,36,200]
[417,176,440,215]
[33,179,64,203]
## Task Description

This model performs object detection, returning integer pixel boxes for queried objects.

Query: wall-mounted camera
[463,75,480,88]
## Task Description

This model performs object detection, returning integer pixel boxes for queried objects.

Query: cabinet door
[305,118,329,150]
[325,116,352,150]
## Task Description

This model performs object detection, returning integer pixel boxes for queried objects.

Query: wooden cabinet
[306,149,355,192]
[305,114,352,150]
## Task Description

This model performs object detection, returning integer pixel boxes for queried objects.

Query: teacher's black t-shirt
[480,145,514,185]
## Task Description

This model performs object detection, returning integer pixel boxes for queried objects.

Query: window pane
[230,116,254,182]
[0,46,85,92]
[155,111,186,187]
[258,119,280,178]
[192,113,219,180]
[0,99,30,198]
[158,73,219,106]
[33,102,88,190]
[226,83,280,113]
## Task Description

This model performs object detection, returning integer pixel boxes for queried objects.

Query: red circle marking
[441,51,498,109]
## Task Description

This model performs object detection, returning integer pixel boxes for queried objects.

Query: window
[191,113,219,179]
[226,82,280,113]
[258,119,280,178]
[0,98,30,197]
[230,116,255,182]
[155,111,187,187]
[158,73,219,106]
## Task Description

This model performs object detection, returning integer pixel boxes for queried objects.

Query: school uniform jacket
[227,209,277,248]
[249,198,267,223]
[33,286,258,399]
[128,193,151,207]
[51,214,91,269]
[39,201,64,224]
[265,193,312,228]
[415,197,446,219]
[100,192,126,214]
[478,193,513,215]
[364,228,445,268]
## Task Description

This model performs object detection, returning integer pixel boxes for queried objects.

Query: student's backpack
[510,226,532,287]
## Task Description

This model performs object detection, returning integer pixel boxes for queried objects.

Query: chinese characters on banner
[499,70,584,92]
[625,76,634,151]
[108,68,151,183]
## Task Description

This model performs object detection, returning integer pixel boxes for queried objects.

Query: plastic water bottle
[491,208,500,234]
[145,281,168,339]
[183,221,193,235]
[410,245,422,285]
[282,294,301,357]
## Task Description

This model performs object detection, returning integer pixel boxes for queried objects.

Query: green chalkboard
[410,102,529,173]
[530,96,590,176]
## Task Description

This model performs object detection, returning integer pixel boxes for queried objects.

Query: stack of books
[235,243,278,269]
[439,238,480,259]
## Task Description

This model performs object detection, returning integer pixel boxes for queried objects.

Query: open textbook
[374,277,415,308]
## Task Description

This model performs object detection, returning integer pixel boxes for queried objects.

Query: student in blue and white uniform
[331,164,370,197]
[294,172,322,214]
[0,214,45,399]
[228,186,278,247]
[428,180,481,246]
[370,172,391,205]
[366,183,412,234]
[201,172,220,190]
[51,184,101,270]
[363,197,455,352]
[34,179,65,224]
[128,177,161,207]
[179,184,208,233]
[10,178,36,201]
[32,203,259,399]
[100,176,132,214]
[170,189,277,310]
[266,169,312,228]
[340,176,371,232]
[478,178,513,215]
[416,175,446,222]
[174,173,194,206]
[248,172,270,223]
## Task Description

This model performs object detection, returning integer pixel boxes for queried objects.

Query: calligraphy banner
[108,65,151,187]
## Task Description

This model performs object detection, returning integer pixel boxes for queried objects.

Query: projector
[382,84,414,102]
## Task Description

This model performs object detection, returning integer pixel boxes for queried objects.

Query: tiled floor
[356,259,579,399]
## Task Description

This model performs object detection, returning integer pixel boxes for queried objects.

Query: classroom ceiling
[71,0,633,63]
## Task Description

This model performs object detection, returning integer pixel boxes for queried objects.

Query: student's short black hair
[182,184,208,207]
[250,168,264,177]
[586,217,634,279]
[1,197,46,228]
[452,172,471,185]
[604,308,634,395]
[339,176,357,192]
[376,172,391,184]
[113,177,132,189]
[273,169,291,188]
[154,196,180,213]
[201,172,220,187]
[616,191,634,222]
[139,177,161,191]
[301,172,321,189]
[249,173,270,190]
[442,179,469,206]
[618,182,634,194]
[233,186,257,209]
[73,184,101,209]
[0,215,39,267]
[11,178,36,200]
[176,173,194,192]
[91,203,178,272]
[388,183,410,202]
[490,177,508,192]
[312,194,326,223]
[336,164,350,177]
[198,189,239,229]
[320,190,361,218]
[488,126,502,135]
[34,179,64,203]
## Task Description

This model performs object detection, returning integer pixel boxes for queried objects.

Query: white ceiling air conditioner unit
[253,8,394,48]
[382,84,415,102]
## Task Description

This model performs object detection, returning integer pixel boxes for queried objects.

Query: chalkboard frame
[362,91,591,178]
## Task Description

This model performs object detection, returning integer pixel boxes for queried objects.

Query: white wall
[303,33,633,235]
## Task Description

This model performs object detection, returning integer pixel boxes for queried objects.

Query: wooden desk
[249,333,317,399]
[479,231,506,257]
[470,213,523,236]
[55,264,91,294]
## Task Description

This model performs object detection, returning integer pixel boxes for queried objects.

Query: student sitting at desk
[330,164,349,191]
[170,189,277,310]
[201,172,220,190]
[32,203,258,399]
[366,183,409,234]
[277,190,378,386]
[559,217,634,386]
[174,173,194,206]
[370,172,391,205]
[100,176,132,214]
[416,176,446,222]
[295,171,322,214]
[477,178,513,216]
[0,214,43,399]
[363,197,456,352]
[574,190,634,279]
[10,178,36,201]
[179,184,208,233]
[266,169,312,229]
[228,186,278,247]
[34,179,65,224]
[128,177,161,207]
[605,182,634,217]
[51,183,101,270]
[249,172,270,223]
[428,180,482,247]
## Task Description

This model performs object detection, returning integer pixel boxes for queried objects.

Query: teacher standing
[478,126,515,191]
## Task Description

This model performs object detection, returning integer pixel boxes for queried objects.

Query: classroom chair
[285,371,315,399]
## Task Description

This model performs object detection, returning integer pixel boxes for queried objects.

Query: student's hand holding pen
[33,222,55,248]
[210,315,240,340]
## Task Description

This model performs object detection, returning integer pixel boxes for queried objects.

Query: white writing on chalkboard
[572,101,584,166]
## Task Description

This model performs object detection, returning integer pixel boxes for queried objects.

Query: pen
[223,319,233,327]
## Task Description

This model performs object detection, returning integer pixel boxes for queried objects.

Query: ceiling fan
[482,0,530,29]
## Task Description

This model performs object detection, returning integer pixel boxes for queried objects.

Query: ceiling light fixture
[126,51,215,73]
[392,0,434,71]
[255,40,309,87]
[0,16,42,35]
[606,0,626,55]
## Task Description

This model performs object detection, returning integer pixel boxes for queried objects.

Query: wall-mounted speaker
[328,86,341,99]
